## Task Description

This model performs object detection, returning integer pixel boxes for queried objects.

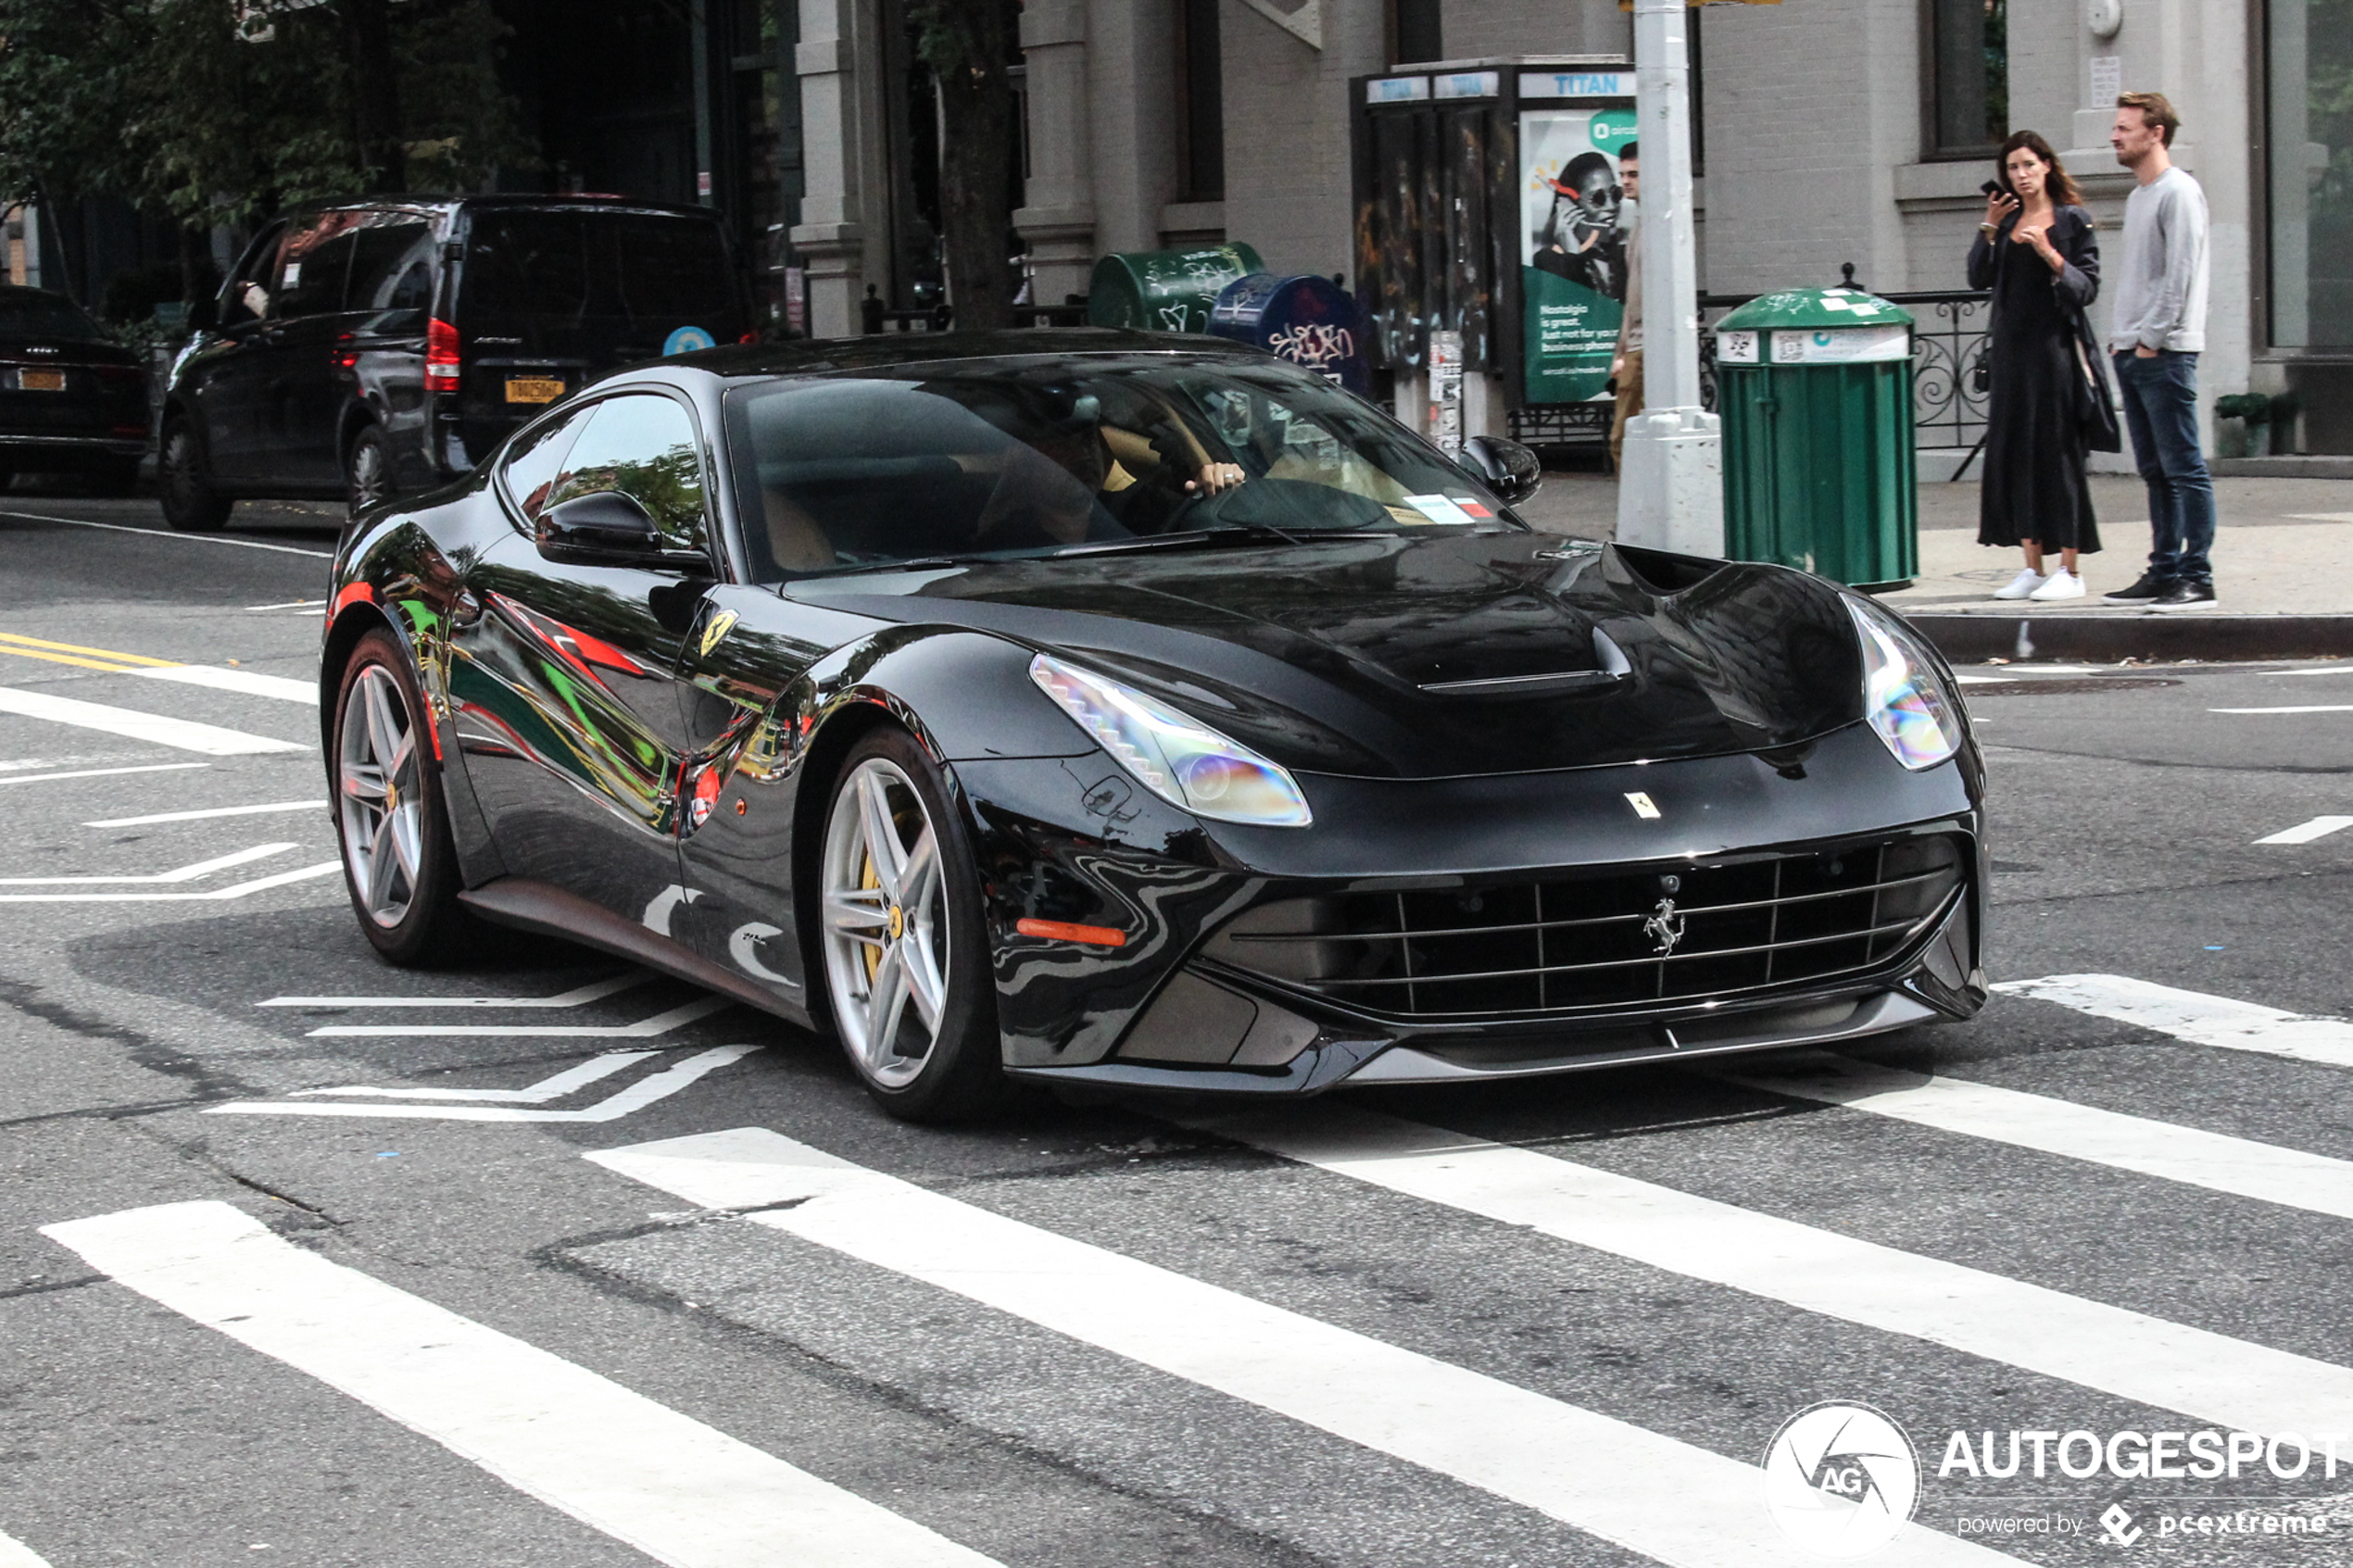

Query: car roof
[267,194,723,223]
[661,328,1279,380]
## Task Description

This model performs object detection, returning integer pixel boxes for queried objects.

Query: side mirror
[1457,435,1543,507]
[536,490,665,565]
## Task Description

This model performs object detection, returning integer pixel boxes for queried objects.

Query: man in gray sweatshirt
[2102,91,2218,608]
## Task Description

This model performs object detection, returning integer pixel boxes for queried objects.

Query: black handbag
[2070,305,2122,453]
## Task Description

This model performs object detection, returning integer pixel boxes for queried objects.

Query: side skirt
[458,877,815,1031]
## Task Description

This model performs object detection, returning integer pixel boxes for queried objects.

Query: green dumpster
[1714,287,1918,590]
[1087,244,1265,335]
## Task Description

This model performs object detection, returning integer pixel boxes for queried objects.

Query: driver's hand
[1185,462,1248,495]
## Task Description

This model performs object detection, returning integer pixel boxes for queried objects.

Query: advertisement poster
[1518,103,1638,405]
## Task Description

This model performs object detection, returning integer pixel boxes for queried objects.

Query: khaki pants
[1610,350,1643,473]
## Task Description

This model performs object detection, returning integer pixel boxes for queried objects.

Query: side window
[499,404,596,531]
[347,218,436,317]
[223,223,288,325]
[542,395,709,549]
[275,214,361,319]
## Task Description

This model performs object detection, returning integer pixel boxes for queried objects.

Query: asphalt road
[6,492,2353,1568]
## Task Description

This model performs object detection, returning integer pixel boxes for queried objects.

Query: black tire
[330,629,472,966]
[158,420,232,533]
[815,727,1013,1123]
[345,424,391,519]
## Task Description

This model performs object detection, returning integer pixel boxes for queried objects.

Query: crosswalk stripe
[258,972,650,1010]
[131,665,317,704]
[2212,705,2353,715]
[293,1047,661,1102]
[592,1128,2020,1568]
[206,1043,759,1121]
[0,761,209,787]
[304,994,731,1037]
[41,1200,1001,1568]
[0,686,304,755]
[1191,1103,2353,1440]
[84,799,327,827]
[0,859,339,903]
[2253,816,2353,845]
[1996,972,2353,1069]
[0,843,292,885]
[0,1528,53,1567]
[1708,1051,2353,1223]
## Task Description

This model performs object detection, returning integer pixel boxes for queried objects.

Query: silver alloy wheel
[821,757,950,1088]
[337,664,425,928]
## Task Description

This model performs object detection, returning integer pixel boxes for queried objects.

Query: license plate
[19,370,65,392]
[505,376,564,404]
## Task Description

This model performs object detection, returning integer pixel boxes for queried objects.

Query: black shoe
[2154,577,2218,610]
[2104,571,2177,603]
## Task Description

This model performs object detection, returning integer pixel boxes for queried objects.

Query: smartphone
[1981,179,2009,198]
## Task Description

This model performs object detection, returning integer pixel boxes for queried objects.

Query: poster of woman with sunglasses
[1521,104,1638,404]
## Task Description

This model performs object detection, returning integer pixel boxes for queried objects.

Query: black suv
[0,286,151,494]
[158,195,752,532]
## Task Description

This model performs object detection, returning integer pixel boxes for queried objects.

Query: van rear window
[459,212,735,328]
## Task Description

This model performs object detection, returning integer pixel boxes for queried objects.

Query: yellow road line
[0,631,182,668]
[0,646,143,673]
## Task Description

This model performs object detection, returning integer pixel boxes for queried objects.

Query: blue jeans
[2113,350,2217,582]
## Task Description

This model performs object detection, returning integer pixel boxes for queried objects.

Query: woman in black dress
[1971,131,2101,601]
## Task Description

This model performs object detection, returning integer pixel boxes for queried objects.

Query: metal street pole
[1617,0,1726,556]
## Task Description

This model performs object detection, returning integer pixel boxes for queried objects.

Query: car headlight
[1846,598,1963,771]
[1028,653,1313,827]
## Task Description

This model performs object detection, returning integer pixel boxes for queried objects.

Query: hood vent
[1419,628,1631,698]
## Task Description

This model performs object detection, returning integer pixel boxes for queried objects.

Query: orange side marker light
[1015,918,1127,947]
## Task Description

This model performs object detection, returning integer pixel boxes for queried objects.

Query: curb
[1901,613,2353,665]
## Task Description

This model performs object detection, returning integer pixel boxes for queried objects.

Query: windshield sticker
[1403,495,1478,525]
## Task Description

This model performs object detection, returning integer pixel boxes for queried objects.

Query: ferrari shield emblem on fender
[1624,791,1661,819]
[698,608,739,657]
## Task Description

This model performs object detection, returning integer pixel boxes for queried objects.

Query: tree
[0,0,530,305]
[908,0,1022,332]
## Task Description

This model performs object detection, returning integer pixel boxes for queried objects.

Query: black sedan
[322,330,1985,1122]
[0,286,150,494]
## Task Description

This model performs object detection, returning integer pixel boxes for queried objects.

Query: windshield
[0,290,107,343]
[724,355,1519,581]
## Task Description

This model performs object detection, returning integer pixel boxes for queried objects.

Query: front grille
[1204,834,1966,1019]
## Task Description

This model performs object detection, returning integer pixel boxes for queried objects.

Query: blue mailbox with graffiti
[1205,272,1370,395]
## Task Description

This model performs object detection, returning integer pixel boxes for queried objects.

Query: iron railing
[1514,268,1993,454]
[1699,280,1992,452]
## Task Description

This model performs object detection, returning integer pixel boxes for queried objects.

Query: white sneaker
[1993,569,2046,600]
[2029,571,2087,601]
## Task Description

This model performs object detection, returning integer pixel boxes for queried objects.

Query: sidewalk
[1521,471,2353,662]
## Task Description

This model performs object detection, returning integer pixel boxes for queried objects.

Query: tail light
[425,318,460,390]
[737,331,758,345]
[334,332,359,372]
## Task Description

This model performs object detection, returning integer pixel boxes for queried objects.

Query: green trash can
[1713,287,1918,590]
[1087,244,1265,335]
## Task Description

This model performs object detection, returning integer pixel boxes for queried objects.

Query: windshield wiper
[1044,528,1394,559]
[794,554,986,579]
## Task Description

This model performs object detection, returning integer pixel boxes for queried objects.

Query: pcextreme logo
[1762,1401,1921,1559]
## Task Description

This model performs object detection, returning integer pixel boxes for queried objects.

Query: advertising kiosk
[1350,56,1635,449]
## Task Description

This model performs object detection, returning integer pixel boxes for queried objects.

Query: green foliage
[0,0,530,226]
